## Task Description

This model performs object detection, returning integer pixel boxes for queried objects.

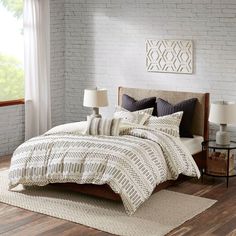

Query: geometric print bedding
[8,125,200,215]
[144,111,183,137]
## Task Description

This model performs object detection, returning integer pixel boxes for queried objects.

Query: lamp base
[90,107,102,118]
[216,124,230,145]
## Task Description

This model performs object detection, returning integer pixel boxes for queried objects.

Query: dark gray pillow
[122,94,157,115]
[156,98,197,138]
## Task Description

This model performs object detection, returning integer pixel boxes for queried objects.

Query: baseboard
[0,155,12,162]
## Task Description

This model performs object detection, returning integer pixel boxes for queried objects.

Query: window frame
[0,99,24,107]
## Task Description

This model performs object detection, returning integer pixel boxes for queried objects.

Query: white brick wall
[64,0,236,140]
[0,105,24,156]
[50,0,66,126]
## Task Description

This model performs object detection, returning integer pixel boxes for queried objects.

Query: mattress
[181,135,204,155]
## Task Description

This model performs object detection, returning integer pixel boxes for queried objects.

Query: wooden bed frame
[53,87,210,201]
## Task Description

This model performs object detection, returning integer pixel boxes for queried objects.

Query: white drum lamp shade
[83,89,108,118]
[209,101,236,145]
[209,101,236,124]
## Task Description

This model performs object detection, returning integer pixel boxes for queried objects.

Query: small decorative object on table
[83,88,108,118]
[202,140,236,187]
[209,101,236,145]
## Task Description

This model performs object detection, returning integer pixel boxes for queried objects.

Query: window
[0,0,24,102]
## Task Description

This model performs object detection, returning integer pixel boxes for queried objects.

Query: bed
[53,87,209,200]
[10,87,209,214]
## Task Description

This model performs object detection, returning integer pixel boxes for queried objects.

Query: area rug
[0,170,216,236]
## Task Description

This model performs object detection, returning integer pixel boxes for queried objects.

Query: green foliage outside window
[0,0,23,19]
[0,0,24,101]
[0,54,24,101]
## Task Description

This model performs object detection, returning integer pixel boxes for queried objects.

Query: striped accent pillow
[86,117,121,136]
[144,111,183,137]
[114,106,153,125]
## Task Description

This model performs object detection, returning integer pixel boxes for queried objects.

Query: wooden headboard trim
[204,93,210,141]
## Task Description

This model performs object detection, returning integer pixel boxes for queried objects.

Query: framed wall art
[146,39,193,74]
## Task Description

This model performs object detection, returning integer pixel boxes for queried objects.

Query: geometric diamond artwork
[146,39,193,74]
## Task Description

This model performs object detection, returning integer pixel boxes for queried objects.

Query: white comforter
[8,122,200,215]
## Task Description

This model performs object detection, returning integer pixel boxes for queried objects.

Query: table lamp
[83,88,108,118]
[209,101,236,145]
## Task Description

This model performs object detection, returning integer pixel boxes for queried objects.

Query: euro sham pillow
[156,98,197,138]
[86,117,121,136]
[122,94,157,115]
[114,106,152,125]
[144,111,183,138]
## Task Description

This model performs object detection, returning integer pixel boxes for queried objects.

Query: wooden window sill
[0,99,25,107]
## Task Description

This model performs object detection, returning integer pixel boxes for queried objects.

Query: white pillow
[144,111,183,137]
[115,106,154,115]
[45,121,87,135]
[114,107,153,125]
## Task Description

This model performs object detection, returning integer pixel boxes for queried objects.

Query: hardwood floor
[1,156,236,236]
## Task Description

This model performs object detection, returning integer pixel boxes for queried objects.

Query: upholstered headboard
[118,87,210,140]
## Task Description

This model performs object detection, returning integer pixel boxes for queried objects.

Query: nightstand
[201,140,236,187]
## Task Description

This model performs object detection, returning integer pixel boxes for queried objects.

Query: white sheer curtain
[24,0,51,140]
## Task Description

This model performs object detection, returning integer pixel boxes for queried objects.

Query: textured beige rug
[0,170,216,236]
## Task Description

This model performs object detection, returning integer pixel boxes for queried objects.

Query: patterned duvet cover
[8,123,200,215]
